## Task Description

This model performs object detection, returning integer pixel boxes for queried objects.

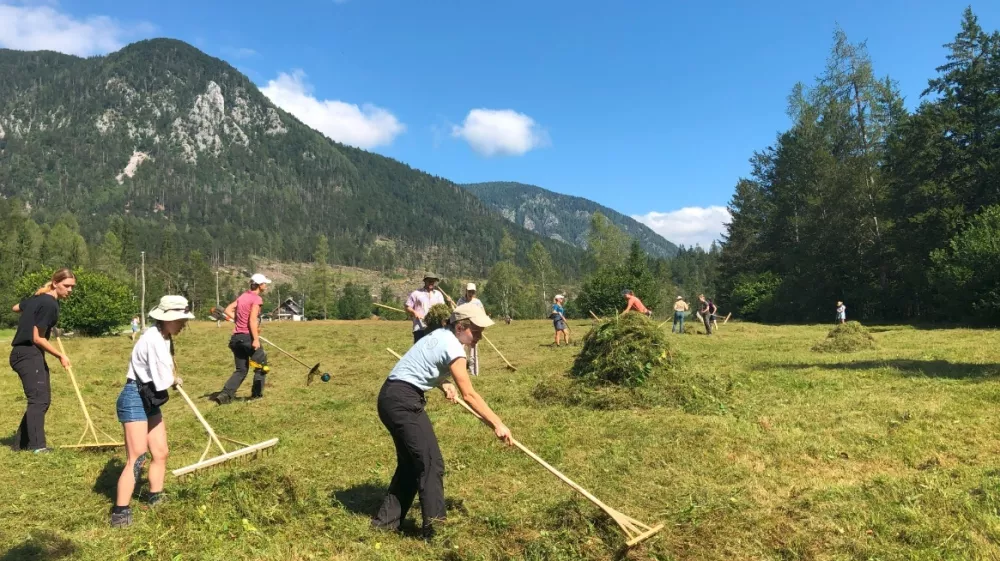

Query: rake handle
[384,348,617,520]
[214,310,313,371]
[56,337,98,441]
[173,383,226,455]
[482,334,517,371]
[373,302,406,314]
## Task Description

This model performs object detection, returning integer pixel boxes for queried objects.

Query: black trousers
[10,345,51,451]
[702,311,713,335]
[220,334,268,399]
[372,379,445,531]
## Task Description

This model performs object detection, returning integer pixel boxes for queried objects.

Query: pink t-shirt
[233,291,263,335]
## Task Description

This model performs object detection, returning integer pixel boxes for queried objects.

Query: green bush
[571,312,677,387]
[336,282,372,320]
[812,321,877,353]
[15,269,135,336]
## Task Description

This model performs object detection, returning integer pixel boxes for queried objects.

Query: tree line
[719,8,1000,324]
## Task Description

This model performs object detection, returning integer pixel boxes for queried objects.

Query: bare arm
[224,299,238,321]
[33,326,70,369]
[12,303,21,313]
[250,303,261,348]
[449,358,512,444]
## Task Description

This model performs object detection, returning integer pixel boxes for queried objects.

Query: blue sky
[2,0,998,247]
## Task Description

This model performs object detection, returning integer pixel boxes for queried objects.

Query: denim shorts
[553,319,567,331]
[116,379,160,422]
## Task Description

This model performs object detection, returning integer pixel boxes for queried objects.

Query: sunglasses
[165,306,191,314]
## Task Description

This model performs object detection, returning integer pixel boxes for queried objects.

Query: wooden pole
[174,384,227,455]
[483,335,517,371]
[589,310,602,320]
[373,302,405,314]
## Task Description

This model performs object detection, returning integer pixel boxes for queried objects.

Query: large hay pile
[571,312,676,387]
[812,321,877,353]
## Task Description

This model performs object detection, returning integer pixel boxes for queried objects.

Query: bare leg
[145,415,168,493]
[116,421,150,507]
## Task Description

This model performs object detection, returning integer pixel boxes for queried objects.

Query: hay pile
[812,321,877,353]
[571,313,677,387]
[423,303,452,332]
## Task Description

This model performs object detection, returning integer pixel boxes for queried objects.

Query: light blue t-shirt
[387,328,467,391]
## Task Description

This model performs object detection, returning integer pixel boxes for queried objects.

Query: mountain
[463,182,679,258]
[0,39,584,277]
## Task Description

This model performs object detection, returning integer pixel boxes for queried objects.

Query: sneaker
[32,447,52,454]
[110,508,133,528]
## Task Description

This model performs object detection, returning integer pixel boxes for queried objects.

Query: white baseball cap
[251,273,272,285]
[555,294,565,300]
[466,283,477,291]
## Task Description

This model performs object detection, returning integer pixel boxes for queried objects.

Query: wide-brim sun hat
[423,274,440,282]
[149,295,196,321]
[450,303,495,328]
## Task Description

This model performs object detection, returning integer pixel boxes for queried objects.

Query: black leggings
[10,345,51,451]
[372,379,445,531]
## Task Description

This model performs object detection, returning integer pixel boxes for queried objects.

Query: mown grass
[2,320,1000,560]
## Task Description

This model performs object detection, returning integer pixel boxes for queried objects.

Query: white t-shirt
[406,289,446,332]
[387,328,466,391]
[127,325,176,391]
[456,296,484,309]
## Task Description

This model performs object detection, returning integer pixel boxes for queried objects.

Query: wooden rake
[385,348,662,547]
[55,337,123,449]
[171,382,278,477]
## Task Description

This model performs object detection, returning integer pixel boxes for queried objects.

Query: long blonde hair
[35,268,75,296]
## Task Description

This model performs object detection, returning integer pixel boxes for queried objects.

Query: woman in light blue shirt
[371,303,512,540]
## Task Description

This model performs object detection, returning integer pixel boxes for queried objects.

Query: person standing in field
[698,294,713,335]
[130,316,140,342]
[551,294,570,346]
[214,273,271,404]
[8,268,76,453]
[405,275,446,344]
[456,283,483,375]
[672,296,689,333]
[371,303,513,540]
[621,289,652,318]
[836,301,847,324]
[110,295,193,528]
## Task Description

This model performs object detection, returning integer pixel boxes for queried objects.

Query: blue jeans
[672,312,684,333]
[117,380,160,422]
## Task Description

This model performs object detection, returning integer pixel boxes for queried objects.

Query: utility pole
[140,251,146,330]
[215,270,220,307]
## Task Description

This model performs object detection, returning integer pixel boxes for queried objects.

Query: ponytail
[35,268,75,296]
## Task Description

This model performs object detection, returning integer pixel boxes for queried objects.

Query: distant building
[272,298,305,321]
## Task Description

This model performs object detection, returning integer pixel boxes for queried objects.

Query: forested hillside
[719,8,1000,324]
[465,181,679,258]
[0,39,584,283]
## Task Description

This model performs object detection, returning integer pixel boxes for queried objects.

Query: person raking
[455,283,483,375]
[371,303,513,540]
[551,294,570,346]
[621,289,652,318]
[405,275,447,344]
[9,268,76,453]
[110,295,193,528]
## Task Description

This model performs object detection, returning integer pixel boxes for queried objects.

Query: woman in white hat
[455,283,483,375]
[110,295,193,528]
[371,303,512,540]
[550,295,570,346]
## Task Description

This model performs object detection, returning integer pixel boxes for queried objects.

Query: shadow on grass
[330,482,385,517]
[788,359,1000,380]
[0,432,15,448]
[92,457,124,501]
[0,531,76,560]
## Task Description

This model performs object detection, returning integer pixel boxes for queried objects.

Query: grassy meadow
[2,319,1000,560]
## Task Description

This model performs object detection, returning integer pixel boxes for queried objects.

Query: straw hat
[149,295,196,321]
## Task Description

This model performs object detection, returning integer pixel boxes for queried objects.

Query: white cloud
[451,108,549,157]
[0,3,152,57]
[260,70,405,150]
[632,206,732,249]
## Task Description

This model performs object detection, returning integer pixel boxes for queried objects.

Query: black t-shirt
[12,294,60,347]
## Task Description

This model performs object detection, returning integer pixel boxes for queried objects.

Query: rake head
[173,438,280,478]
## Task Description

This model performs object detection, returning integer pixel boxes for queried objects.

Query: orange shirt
[624,294,648,314]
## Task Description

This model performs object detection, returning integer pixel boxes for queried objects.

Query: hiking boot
[110,508,133,528]
[213,392,233,405]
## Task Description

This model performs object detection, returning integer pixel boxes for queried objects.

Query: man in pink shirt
[215,273,271,404]
[405,275,447,344]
